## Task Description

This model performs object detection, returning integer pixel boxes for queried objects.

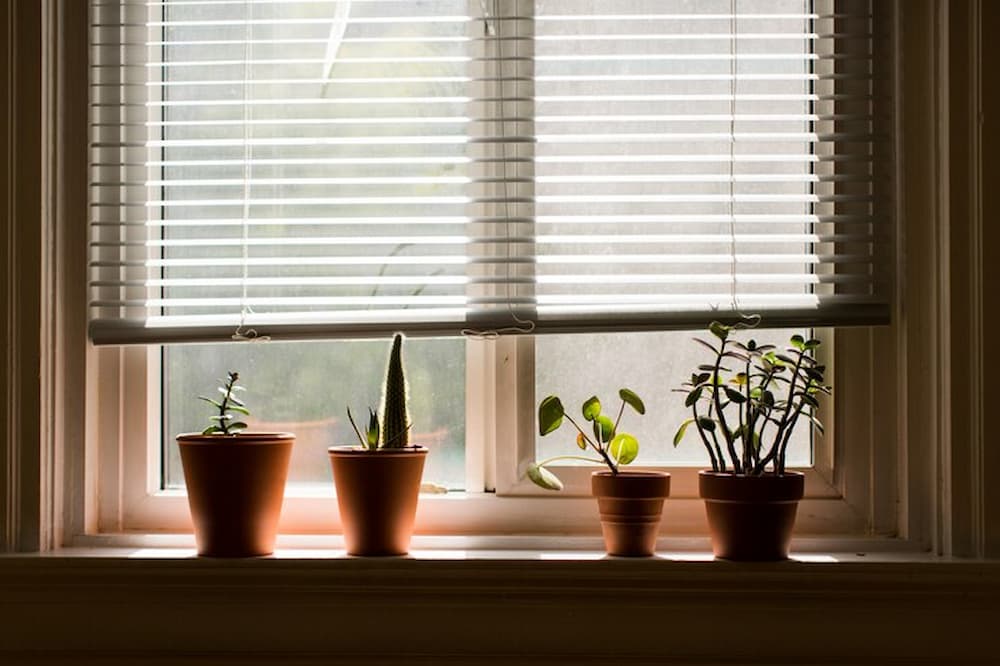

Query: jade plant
[526,389,646,491]
[673,321,830,475]
[198,370,250,435]
[347,333,412,450]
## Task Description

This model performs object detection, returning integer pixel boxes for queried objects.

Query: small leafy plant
[199,370,249,435]
[347,333,413,450]
[526,389,646,491]
[673,320,830,475]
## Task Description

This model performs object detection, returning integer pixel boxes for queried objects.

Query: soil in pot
[699,470,805,561]
[591,471,671,557]
[328,446,428,556]
[177,432,294,557]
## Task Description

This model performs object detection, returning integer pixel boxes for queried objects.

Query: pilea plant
[198,370,249,435]
[673,321,830,475]
[347,333,412,450]
[527,389,646,491]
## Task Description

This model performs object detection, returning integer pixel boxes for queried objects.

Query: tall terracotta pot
[591,471,671,557]
[328,446,428,556]
[177,432,294,557]
[699,470,805,561]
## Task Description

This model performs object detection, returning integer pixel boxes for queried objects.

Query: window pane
[163,338,466,490]
[535,331,812,467]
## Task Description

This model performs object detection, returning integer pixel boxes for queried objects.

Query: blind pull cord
[463,0,535,339]
[233,0,268,342]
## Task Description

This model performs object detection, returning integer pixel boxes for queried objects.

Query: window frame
[87,0,894,541]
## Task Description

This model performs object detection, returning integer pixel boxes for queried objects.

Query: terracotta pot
[699,471,805,561]
[177,432,294,557]
[591,471,671,557]
[328,446,428,556]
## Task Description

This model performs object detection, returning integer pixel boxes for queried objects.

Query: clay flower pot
[328,446,428,556]
[591,471,671,557]
[177,432,294,557]
[699,470,805,561]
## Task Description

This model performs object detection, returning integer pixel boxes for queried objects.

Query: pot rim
[698,469,804,502]
[698,470,805,480]
[591,470,671,479]
[176,432,295,444]
[328,445,429,456]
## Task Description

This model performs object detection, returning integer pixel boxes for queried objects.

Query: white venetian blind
[89,0,892,345]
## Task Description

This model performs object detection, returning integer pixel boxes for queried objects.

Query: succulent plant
[198,370,249,435]
[673,320,831,475]
[381,333,409,449]
[526,389,646,491]
[347,333,412,450]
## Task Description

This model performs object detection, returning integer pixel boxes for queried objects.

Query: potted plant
[328,333,428,556]
[673,321,830,560]
[176,371,295,557]
[526,389,670,557]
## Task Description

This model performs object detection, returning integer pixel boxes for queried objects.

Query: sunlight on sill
[120,547,840,562]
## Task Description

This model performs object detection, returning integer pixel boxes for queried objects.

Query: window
[88,0,892,537]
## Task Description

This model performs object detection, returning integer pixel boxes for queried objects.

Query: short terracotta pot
[591,471,671,557]
[328,446,428,556]
[699,470,805,561]
[177,432,294,557]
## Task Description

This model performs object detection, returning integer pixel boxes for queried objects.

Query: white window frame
[83,0,898,544]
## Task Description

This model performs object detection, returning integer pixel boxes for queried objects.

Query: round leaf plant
[526,388,646,491]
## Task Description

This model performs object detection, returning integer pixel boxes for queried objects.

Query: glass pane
[535,330,813,468]
[163,338,465,490]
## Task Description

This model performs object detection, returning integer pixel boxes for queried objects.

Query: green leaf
[576,432,587,450]
[618,388,645,415]
[198,396,222,408]
[209,414,233,422]
[228,404,250,416]
[800,394,820,408]
[724,386,747,404]
[673,418,696,447]
[582,396,601,421]
[201,425,222,435]
[609,433,639,465]
[228,395,246,407]
[526,462,564,491]
[229,421,248,432]
[684,387,703,407]
[731,372,748,386]
[805,338,821,350]
[697,417,716,433]
[709,321,730,341]
[538,396,565,436]
[593,415,615,443]
[791,334,806,351]
[809,416,825,434]
[217,386,232,397]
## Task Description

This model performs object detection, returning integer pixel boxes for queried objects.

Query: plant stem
[613,400,626,432]
[218,373,235,435]
[534,454,608,467]
[564,413,619,474]
[711,342,741,474]
[764,352,804,472]
[692,404,719,472]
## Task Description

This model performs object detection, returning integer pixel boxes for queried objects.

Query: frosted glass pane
[535,330,812,468]
[163,338,465,490]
